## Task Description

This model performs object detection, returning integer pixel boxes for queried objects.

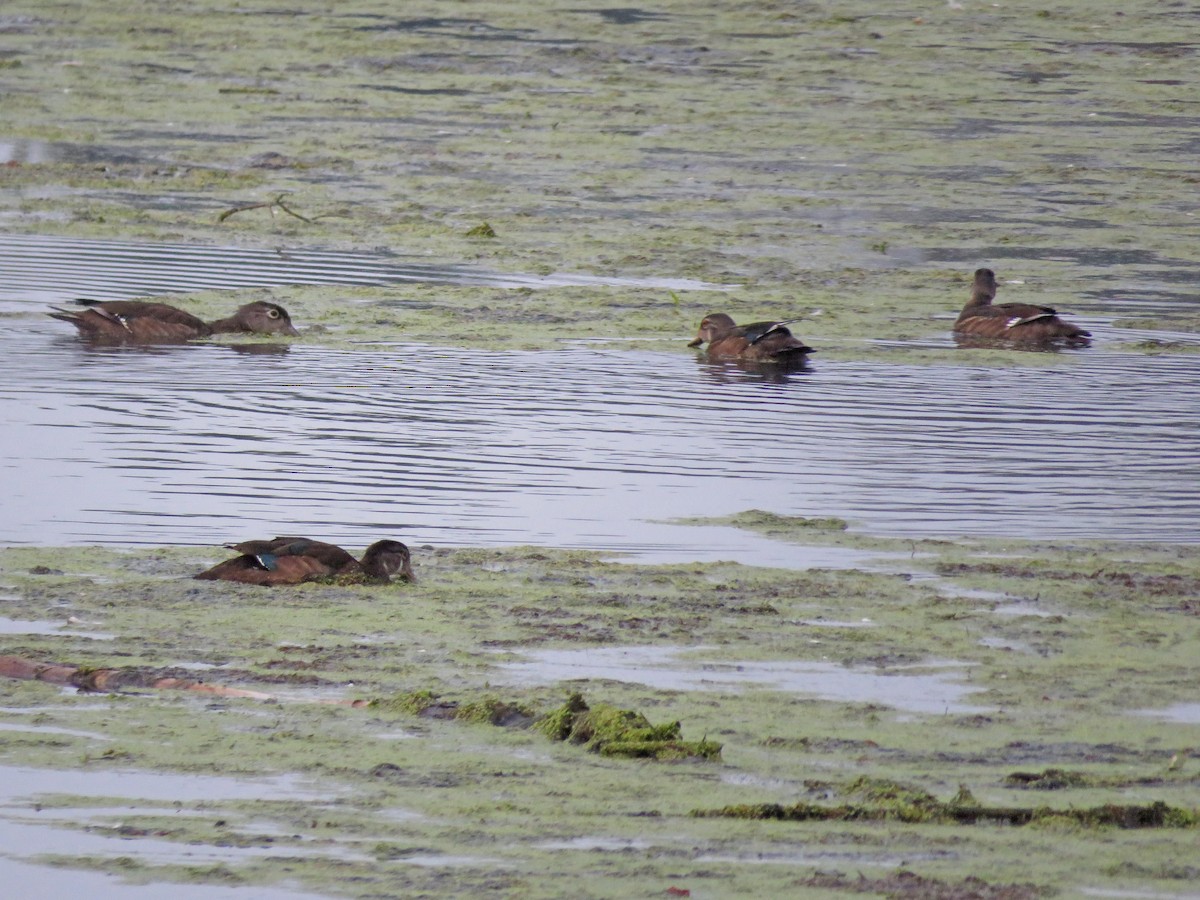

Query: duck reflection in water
[694,355,812,385]
[953,268,1091,349]
[65,340,293,359]
[226,341,293,356]
[688,313,815,366]
[195,537,416,586]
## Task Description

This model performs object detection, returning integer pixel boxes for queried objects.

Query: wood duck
[954,269,1090,346]
[49,299,299,342]
[688,313,815,362]
[194,537,416,585]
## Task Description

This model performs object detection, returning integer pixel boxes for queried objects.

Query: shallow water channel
[2,235,1199,564]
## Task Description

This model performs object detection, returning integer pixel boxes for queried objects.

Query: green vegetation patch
[371,689,535,728]
[693,775,1198,828]
[1,0,1196,354]
[536,692,721,760]
[1,539,1199,896]
[797,870,1047,899]
[677,509,851,535]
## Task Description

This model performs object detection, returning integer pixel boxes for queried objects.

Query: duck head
[688,313,736,347]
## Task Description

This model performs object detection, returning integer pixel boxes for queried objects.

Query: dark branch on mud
[217,191,316,224]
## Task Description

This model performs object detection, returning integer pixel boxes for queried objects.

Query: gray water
[2,237,1198,563]
[0,232,727,306]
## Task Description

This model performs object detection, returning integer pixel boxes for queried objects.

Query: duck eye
[267,308,280,318]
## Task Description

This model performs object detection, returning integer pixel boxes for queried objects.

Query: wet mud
[1,538,1198,898]
[2,1,1199,898]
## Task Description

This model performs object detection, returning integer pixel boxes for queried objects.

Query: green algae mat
[2,1,1199,351]
[3,0,1200,897]
[1,537,1198,898]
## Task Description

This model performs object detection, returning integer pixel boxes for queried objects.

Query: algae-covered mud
[1,539,1198,898]
[1,0,1199,349]
[3,2,1200,898]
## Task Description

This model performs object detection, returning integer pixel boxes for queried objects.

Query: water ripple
[2,320,1197,563]
[0,233,728,309]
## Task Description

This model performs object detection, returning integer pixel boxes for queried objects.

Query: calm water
[2,242,1198,565]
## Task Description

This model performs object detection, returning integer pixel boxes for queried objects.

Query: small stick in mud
[218,191,315,224]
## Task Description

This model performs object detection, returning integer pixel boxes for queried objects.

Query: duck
[49,299,299,343]
[954,269,1090,346]
[193,537,416,586]
[688,313,815,362]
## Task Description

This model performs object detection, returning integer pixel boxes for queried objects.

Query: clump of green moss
[692,776,1199,828]
[371,690,442,717]
[454,695,536,728]
[370,690,533,725]
[536,693,721,760]
[690,802,847,822]
[730,510,849,531]
[370,690,717,759]
[1005,767,1190,791]
[674,509,850,534]
[842,775,945,819]
[1005,768,1092,790]
[535,692,590,740]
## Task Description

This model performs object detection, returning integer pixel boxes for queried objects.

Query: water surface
[492,646,987,714]
[0,233,725,311]
[3,305,1197,562]
[0,766,344,900]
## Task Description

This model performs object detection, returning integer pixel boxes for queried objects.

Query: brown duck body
[688,313,815,362]
[49,299,298,343]
[194,537,416,586]
[954,269,1090,346]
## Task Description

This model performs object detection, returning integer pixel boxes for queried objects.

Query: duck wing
[740,319,800,344]
[993,303,1060,329]
[194,552,337,585]
[225,536,356,569]
[50,299,209,341]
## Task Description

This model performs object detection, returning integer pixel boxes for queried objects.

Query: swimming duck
[194,537,416,586]
[954,269,1090,346]
[49,299,299,342]
[688,313,815,362]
